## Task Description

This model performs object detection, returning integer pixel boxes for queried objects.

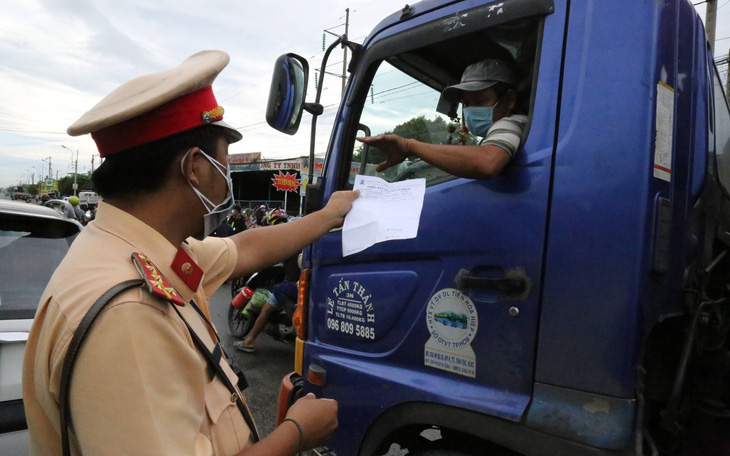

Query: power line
[372,81,420,97]
[373,90,439,105]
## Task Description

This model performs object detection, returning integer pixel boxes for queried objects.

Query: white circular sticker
[426,288,478,349]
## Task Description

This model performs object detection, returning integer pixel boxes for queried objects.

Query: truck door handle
[455,269,527,293]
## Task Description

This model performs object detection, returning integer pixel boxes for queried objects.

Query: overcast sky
[0,1,728,188]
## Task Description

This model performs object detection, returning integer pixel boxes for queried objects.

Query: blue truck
[266,1,730,454]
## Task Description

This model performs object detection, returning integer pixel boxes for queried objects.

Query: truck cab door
[306,0,563,435]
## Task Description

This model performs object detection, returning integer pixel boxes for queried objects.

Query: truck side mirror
[266,53,309,135]
[304,179,323,214]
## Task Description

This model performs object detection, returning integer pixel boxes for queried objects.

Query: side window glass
[340,17,541,191]
[345,62,469,189]
[714,71,730,191]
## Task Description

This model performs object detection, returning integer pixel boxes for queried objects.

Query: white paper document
[342,175,426,256]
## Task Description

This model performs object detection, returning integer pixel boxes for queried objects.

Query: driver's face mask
[463,98,501,138]
[181,148,234,240]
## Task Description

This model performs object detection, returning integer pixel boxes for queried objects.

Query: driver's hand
[356,135,413,172]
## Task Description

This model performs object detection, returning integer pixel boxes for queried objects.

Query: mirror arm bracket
[304,103,324,116]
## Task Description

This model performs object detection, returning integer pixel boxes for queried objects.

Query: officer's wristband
[283,418,303,455]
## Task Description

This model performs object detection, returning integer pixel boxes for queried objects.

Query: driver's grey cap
[442,59,516,103]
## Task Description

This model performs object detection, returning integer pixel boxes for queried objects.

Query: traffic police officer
[23,50,356,455]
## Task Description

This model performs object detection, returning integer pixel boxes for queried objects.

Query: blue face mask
[464,100,500,137]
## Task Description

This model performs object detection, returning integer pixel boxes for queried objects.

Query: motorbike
[227,264,297,343]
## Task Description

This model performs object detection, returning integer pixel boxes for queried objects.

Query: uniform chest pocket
[205,378,238,425]
[204,378,251,454]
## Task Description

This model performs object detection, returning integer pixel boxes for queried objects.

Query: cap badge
[202,106,224,124]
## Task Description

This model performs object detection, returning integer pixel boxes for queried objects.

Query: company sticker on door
[326,278,376,340]
[424,288,478,378]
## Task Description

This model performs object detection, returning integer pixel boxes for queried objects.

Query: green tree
[58,174,93,196]
[391,115,433,143]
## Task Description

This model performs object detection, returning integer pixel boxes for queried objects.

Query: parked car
[10,193,31,202]
[0,200,82,453]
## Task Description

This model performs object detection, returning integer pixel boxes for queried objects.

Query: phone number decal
[326,278,376,340]
[327,318,375,339]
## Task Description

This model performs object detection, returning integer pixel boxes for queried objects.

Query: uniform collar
[93,201,203,302]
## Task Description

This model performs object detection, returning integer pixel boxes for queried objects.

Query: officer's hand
[321,190,359,228]
[285,393,338,450]
[356,134,413,172]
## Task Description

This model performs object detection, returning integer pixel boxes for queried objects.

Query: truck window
[348,62,456,187]
[341,17,539,189]
[714,70,730,192]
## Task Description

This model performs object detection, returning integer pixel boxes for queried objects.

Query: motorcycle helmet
[268,209,288,226]
[69,196,80,206]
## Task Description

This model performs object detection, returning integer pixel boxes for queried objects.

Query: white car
[0,200,82,454]
[77,191,101,211]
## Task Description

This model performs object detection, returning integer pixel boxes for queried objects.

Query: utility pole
[727,50,730,104]
[42,157,52,184]
[323,9,351,99]
[707,0,718,51]
[342,8,350,99]
[62,145,79,195]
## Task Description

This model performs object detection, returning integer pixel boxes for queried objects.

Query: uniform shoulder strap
[59,279,145,456]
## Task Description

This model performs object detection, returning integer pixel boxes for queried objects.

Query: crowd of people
[210,204,286,237]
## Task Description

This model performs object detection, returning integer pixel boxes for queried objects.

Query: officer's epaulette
[131,253,185,306]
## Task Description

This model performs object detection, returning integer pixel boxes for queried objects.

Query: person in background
[211,219,234,237]
[228,204,247,234]
[254,204,268,227]
[68,196,87,224]
[233,209,298,353]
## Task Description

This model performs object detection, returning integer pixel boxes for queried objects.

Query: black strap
[60,279,144,456]
[170,304,260,441]
[59,279,259,456]
[185,298,249,390]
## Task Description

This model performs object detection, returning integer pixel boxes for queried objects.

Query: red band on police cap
[91,86,223,157]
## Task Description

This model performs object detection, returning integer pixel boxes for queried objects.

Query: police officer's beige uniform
[22,51,256,455]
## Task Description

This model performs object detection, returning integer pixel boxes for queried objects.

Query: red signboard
[271,171,301,192]
[228,152,261,164]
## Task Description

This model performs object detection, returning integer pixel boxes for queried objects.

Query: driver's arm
[402,140,511,179]
[357,135,511,179]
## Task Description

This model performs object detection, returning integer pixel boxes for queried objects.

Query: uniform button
[230,393,238,403]
[181,262,193,275]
